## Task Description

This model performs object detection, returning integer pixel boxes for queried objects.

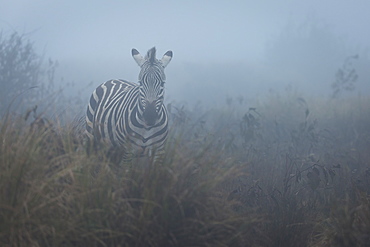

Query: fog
[2,0,370,108]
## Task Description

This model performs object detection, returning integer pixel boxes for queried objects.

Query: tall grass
[1,93,370,246]
[0,111,261,246]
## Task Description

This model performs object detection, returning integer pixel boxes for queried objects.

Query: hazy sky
[1,0,370,105]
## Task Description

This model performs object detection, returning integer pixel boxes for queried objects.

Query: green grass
[1,93,370,246]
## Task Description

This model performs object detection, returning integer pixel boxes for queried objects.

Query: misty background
[1,0,370,110]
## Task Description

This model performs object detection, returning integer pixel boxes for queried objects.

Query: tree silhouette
[0,31,57,115]
[331,54,358,98]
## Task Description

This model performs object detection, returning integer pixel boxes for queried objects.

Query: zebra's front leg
[150,146,166,165]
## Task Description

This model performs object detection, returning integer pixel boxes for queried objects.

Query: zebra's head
[132,47,172,126]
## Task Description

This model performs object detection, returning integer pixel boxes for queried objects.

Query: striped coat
[86,47,172,161]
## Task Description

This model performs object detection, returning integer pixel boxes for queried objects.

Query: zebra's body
[86,47,172,162]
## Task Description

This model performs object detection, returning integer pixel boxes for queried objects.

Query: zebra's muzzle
[143,101,158,126]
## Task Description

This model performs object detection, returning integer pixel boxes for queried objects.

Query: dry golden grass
[1,94,370,246]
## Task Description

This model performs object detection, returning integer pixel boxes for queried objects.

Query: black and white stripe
[86,47,173,161]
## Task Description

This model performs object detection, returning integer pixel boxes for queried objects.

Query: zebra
[86,47,173,163]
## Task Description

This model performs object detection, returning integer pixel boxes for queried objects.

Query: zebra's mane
[146,47,157,65]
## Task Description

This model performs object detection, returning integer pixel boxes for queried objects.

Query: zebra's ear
[132,48,145,67]
[161,50,173,68]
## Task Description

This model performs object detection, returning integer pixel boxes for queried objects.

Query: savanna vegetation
[1,31,370,246]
